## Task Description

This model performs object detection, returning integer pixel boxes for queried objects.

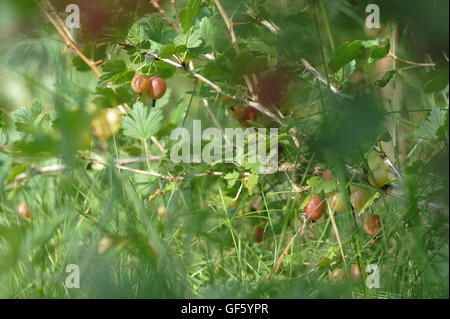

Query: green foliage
[329,40,363,73]
[374,70,396,88]
[418,107,448,141]
[179,0,205,33]
[422,62,449,93]
[122,102,163,140]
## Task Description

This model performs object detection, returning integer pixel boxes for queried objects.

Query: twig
[213,0,258,100]
[171,0,180,29]
[301,58,405,179]
[150,0,179,31]
[151,136,166,153]
[11,157,161,183]
[81,156,177,181]
[213,0,238,51]
[326,199,347,267]
[388,52,436,67]
[33,0,102,78]
[300,58,343,100]
[245,7,279,36]
[135,48,282,124]
[267,218,308,279]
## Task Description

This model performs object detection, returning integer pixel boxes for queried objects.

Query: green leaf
[336,60,356,82]
[224,171,240,189]
[307,176,336,194]
[7,165,28,183]
[158,45,186,58]
[418,107,447,140]
[140,15,176,45]
[328,40,363,73]
[12,106,35,133]
[151,60,177,78]
[122,102,163,140]
[174,29,203,48]
[127,21,147,45]
[422,62,449,93]
[179,0,204,33]
[370,41,390,61]
[245,173,259,195]
[374,70,396,88]
[99,60,129,88]
[200,17,220,48]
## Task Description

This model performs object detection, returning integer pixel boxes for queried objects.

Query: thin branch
[213,0,239,51]
[301,58,405,180]
[45,0,76,44]
[246,7,279,36]
[388,52,436,67]
[133,47,282,124]
[171,0,180,29]
[33,0,102,77]
[267,218,308,279]
[150,136,166,153]
[150,0,179,31]
[326,199,347,267]
[300,58,343,100]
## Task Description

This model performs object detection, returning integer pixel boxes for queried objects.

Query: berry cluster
[131,73,167,105]
[302,164,390,285]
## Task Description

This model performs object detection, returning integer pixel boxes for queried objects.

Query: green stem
[143,138,152,172]
[319,0,335,53]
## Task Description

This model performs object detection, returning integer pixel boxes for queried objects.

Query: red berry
[147,76,167,100]
[17,203,30,219]
[305,196,324,221]
[350,264,363,282]
[229,105,246,120]
[254,226,264,243]
[364,214,383,236]
[244,107,258,121]
[131,74,150,94]
[330,269,347,284]
[237,107,258,127]
[322,169,334,181]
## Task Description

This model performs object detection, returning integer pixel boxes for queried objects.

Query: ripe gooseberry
[305,196,324,221]
[364,214,383,236]
[147,76,167,100]
[322,169,334,181]
[328,192,346,213]
[131,74,150,94]
[229,105,246,120]
[368,168,389,188]
[16,203,30,219]
[350,189,370,210]
[238,107,258,127]
[254,226,264,243]
[330,269,347,284]
[350,264,364,282]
